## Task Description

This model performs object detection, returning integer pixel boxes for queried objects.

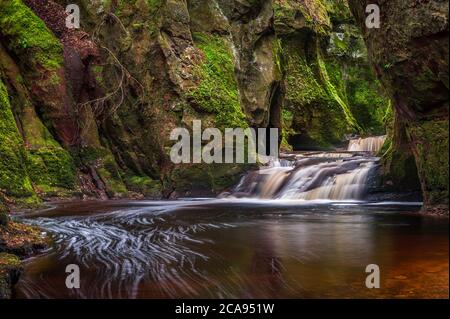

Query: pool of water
[13,199,449,299]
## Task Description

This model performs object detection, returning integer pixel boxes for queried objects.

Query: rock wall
[275,0,390,150]
[0,0,390,203]
[348,0,449,213]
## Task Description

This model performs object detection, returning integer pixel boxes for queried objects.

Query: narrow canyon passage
[1,0,447,302]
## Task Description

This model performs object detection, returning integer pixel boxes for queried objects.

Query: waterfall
[226,137,387,201]
[347,136,387,153]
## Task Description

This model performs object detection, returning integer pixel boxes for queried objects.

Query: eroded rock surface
[348,0,449,213]
[0,0,440,207]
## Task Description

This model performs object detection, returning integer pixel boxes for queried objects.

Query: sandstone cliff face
[348,0,449,212]
[275,0,390,150]
[0,0,391,203]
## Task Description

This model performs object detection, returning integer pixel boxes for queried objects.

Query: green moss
[169,165,212,195]
[407,119,449,204]
[208,163,251,192]
[77,146,110,166]
[97,152,128,195]
[281,109,295,151]
[0,49,76,198]
[170,163,250,195]
[284,48,327,107]
[90,64,104,86]
[277,0,391,150]
[0,253,20,268]
[0,0,66,145]
[324,58,389,134]
[322,0,353,23]
[97,167,128,195]
[327,24,367,58]
[146,0,162,10]
[27,147,76,192]
[78,145,159,198]
[117,0,162,10]
[0,79,38,203]
[325,22,390,135]
[114,0,162,34]
[381,136,421,192]
[316,49,361,131]
[0,0,63,70]
[281,37,355,148]
[188,33,247,129]
[77,146,128,196]
[273,38,284,77]
[0,254,18,298]
[274,0,331,35]
[124,175,161,198]
[0,252,21,299]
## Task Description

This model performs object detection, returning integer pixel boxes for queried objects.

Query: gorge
[0,0,448,299]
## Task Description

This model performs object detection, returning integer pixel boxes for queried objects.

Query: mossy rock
[27,147,76,192]
[381,140,422,193]
[0,221,48,256]
[95,154,128,197]
[0,253,20,268]
[274,0,332,36]
[169,162,251,197]
[347,0,448,209]
[188,32,247,129]
[0,0,63,70]
[124,175,162,198]
[325,22,390,136]
[407,118,449,205]
[280,36,356,148]
[0,79,39,204]
[0,253,21,299]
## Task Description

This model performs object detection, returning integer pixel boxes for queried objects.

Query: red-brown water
[13,199,449,299]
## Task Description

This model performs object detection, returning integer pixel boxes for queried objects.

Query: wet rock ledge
[0,202,49,299]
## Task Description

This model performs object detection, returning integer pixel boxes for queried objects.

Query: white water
[16,198,424,299]
[226,136,387,201]
[229,155,378,200]
[347,136,387,152]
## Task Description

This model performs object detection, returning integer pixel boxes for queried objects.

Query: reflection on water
[13,200,449,299]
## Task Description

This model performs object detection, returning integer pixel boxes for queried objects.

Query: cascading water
[347,135,387,152]
[14,135,438,300]
[226,136,387,201]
